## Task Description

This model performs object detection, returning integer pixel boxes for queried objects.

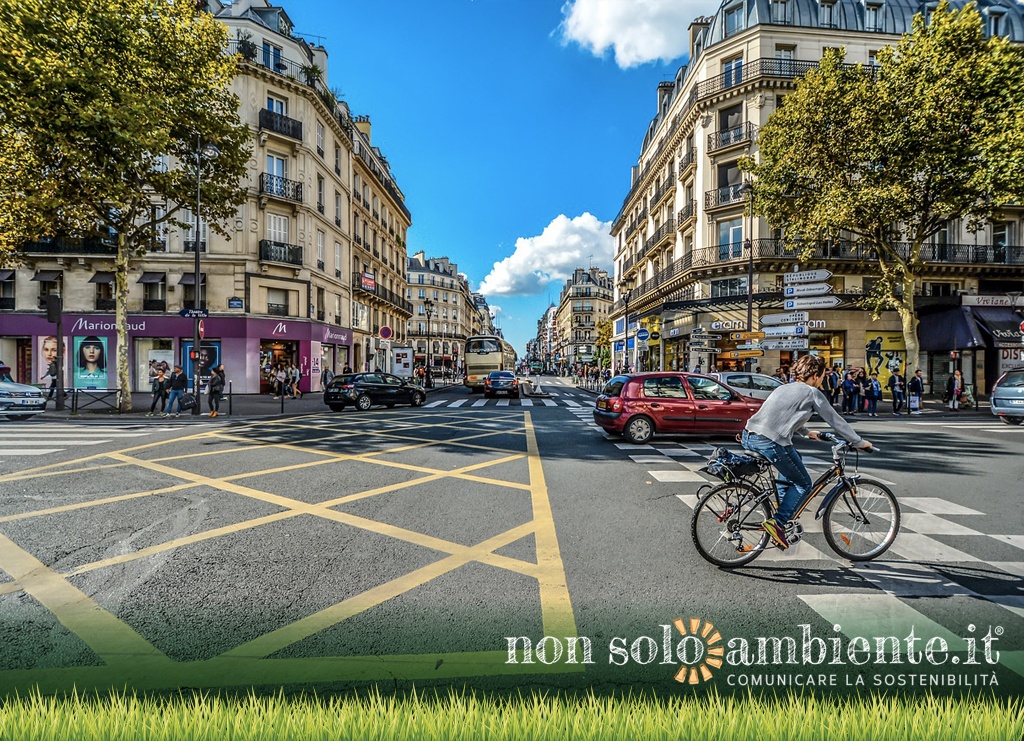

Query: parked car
[593,372,763,444]
[484,370,519,398]
[709,371,784,400]
[0,363,46,420]
[323,372,426,411]
[990,366,1024,425]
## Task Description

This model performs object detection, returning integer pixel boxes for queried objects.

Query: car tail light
[341,384,354,390]
[610,397,623,413]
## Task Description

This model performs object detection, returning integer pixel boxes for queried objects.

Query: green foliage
[594,319,613,368]
[0,0,251,258]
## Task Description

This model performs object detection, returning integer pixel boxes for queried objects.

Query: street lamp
[191,138,220,415]
[618,279,634,373]
[738,181,755,371]
[424,298,435,387]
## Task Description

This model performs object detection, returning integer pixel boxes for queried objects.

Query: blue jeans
[741,430,813,526]
[166,389,184,414]
[866,397,878,414]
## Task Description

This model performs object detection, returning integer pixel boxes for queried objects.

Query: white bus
[463,335,517,392]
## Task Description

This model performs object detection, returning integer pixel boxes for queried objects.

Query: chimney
[354,115,371,143]
[689,16,712,57]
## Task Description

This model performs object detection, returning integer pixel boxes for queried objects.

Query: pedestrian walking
[908,369,925,414]
[855,369,869,413]
[887,369,906,415]
[289,363,302,399]
[866,373,883,416]
[342,364,353,374]
[207,364,225,417]
[274,365,287,399]
[146,368,168,416]
[40,358,59,402]
[322,366,334,391]
[841,371,857,415]
[945,369,965,412]
[164,365,188,417]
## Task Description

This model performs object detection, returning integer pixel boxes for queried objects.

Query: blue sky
[283,0,705,354]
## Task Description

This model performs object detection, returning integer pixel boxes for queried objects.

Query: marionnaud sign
[636,328,651,341]
[783,282,833,297]
[761,338,811,351]
[760,312,809,327]
[784,269,833,284]
[785,296,843,310]
[763,324,809,337]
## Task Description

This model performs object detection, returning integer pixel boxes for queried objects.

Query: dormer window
[725,5,744,37]
[988,9,1006,37]
[771,0,793,25]
[819,2,836,28]
[864,3,882,32]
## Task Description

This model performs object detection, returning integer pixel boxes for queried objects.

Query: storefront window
[809,331,845,371]
[135,338,173,392]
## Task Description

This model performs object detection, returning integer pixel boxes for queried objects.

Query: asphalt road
[0,377,1021,696]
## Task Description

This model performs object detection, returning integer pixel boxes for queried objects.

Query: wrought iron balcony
[23,237,117,256]
[267,303,289,316]
[0,297,14,311]
[708,122,758,153]
[705,184,746,210]
[258,108,303,141]
[143,299,166,312]
[351,272,414,314]
[677,148,697,177]
[259,173,303,203]
[184,240,206,253]
[259,239,303,266]
[317,260,325,271]
[677,200,697,225]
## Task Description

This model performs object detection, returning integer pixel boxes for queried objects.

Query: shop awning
[917,307,986,351]
[31,270,61,282]
[177,273,206,285]
[88,271,115,284]
[970,306,1023,347]
[0,270,14,281]
[137,271,165,284]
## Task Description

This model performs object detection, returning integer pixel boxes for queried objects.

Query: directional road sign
[784,296,843,310]
[690,333,721,341]
[735,343,761,350]
[726,350,765,359]
[730,331,766,341]
[636,328,651,341]
[178,308,209,318]
[784,269,833,284]
[783,282,833,297]
[760,338,810,351]
[760,311,809,326]
[763,324,809,337]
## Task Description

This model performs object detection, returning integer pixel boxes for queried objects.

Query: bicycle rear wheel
[822,477,900,561]
[691,481,771,568]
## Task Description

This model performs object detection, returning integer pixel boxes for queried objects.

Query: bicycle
[690,433,900,568]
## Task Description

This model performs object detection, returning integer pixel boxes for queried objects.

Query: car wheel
[410,392,425,407]
[328,403,345,412]
[355,394,373,411]
[1001,416,1023,426]
[623,415,654,444]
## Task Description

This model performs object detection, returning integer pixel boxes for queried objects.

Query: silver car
[990,367,1024,425]
[710,372,784,400]
[0,366,46,420]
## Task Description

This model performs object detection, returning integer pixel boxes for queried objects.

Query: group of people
[268,363,303,400]
[816,365,925,417]
[147,364,226,418]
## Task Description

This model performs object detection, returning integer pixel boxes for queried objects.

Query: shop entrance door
[259,340,297,394]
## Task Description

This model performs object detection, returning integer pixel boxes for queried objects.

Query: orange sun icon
[672,616,724,684]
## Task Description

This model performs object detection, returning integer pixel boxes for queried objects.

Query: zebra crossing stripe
[563,399,581,408]
[424,400,448,408]
[542,399,557,407]
[472,399,488,407]
[448,399,467,408]
[1,440,110,446]
[0,449,62,456]
[520,398,534,407]
[496,399,510,407]
[885,533,980,562]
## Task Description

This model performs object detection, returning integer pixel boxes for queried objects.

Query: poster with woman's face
[37,335,68,380]
[73,336,109,389]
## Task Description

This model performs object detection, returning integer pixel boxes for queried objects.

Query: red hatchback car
[593,372,764,444]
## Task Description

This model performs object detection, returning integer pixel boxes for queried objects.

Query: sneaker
[273,396,279,400]
[161,413,169,418]
[210,411,217,418]
[174,413,179,417]
[145,412,153,417]
[762,519,790,550]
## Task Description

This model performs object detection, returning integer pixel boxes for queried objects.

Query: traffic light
[949,351,959,359]
[45,294,62,324]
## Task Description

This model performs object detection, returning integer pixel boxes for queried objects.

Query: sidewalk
[34,379,462,422]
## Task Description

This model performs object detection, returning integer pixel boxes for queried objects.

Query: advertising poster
[72,335,109,389]
[147,349,174,380]
[181,340,221,385]
[863,330,906,388]
[393,347,414,377]
[36,334,68,384]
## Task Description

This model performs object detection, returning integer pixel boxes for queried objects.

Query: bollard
[228,381,232,416]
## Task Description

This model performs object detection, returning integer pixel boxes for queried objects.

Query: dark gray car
[990,367,1024,425]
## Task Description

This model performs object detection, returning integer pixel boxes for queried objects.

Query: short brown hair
[791,354,826,382]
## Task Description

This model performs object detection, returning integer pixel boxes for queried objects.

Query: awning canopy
[31,270,61,282]
[137,271,166,284]
[970,306,1023,347]
[89,271,115,284]
[0,270,14,281]
[177,273,206,285]
[917,307,986,352]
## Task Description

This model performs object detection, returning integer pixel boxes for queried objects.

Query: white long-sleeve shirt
[745,381,864,447]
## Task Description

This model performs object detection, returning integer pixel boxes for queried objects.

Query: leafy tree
[745,1,1024,367]
[594,318,613,369]
[0,0,250,410]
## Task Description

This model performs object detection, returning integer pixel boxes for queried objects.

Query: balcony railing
[184,240,206,253]
[317,202,325,214]
[705,184,746,210]
[95,298,116,311]
[23,237,117,256]
[708,122,758,153]
[677,147,697,177]
[0,297,14,311]
[259,239,303,266]
[645,220,675,251]
[142,299,166,312]
[267,303,289,316]
[351,272,414,314]
[651,173,675,205]
[317,260,325,270]
[258,108,303,141]
[259,173,303,203]
[677,200,697,225]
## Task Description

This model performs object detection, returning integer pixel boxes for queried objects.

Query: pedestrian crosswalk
[0,422,195,457]
[422,390,593,409]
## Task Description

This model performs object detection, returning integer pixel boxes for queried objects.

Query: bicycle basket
[700,448,762,482]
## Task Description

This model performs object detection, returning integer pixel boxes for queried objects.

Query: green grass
[0,689,1020,741]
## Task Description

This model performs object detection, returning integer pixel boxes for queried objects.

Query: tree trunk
[896,272,920,375]
[115,234,132,413]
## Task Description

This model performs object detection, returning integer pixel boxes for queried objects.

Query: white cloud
[559,0,697,68]
[479,213,614,297]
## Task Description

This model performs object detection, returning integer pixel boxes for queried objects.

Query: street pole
[191,138,220,415]
[740,181,754,371]
[424,298,434,387]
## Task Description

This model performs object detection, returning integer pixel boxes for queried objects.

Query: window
[266,213,289,244]
[316,121,324,156]
[267,287,289,316]
[717,217,744,260]
[642,376,688,398]
[334,144,341,173]
[262,41,283,71]
[775,46,795,75]
[819,2,836,27]
[334,242,341,272]
[418,288,425,299]
[989,11,1005,37]
[710,276,747,297]
[924,282,957,297]
[993,222,1015,262]
[771,0,792,24]
[867,50,879,67]
[335,191,342,223]
[266,153,286,179]
[723,56,743,88]
[865,4,881,31]
[725,5,744,36]
[317,176,325,212]
[183,210,207,250]
[266,95,287,115]
[317,230,325,264]
[689,376,735,400]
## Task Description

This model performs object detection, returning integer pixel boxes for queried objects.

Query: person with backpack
[821,366,839,407]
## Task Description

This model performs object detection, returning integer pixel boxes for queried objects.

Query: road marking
[657,448,701,457]
[899,497,984,515]
[520,398,533,407]
[630,455,675,464]
[448,399,467,408]
[496,399,510,407]
[648,470,708,483]
[991,535,1024,551]
[901,513,981,536]
[615,444,653,450]
[472,399,487,407]
[542,399,557,407]
[990,562,1024,578]
[0,449,62,456]
[563,399,581,408]
[885,533,980,562]
[424,400,448,408]
[0,439,111,446]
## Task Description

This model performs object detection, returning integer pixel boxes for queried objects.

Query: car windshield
[998,371,1024,388]
[489,372,514,379]
[328,375,356,387]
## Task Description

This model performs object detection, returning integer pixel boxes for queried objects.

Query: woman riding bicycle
[741,354,873,550]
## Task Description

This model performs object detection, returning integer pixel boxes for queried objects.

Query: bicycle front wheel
[822,478,900,561]
[691,481,771,568]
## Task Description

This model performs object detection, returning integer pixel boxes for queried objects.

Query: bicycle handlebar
[816,431,877,453]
